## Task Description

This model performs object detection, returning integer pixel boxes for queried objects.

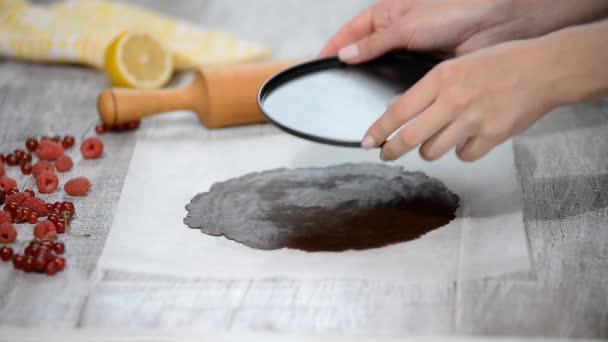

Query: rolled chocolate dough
[184,163,459,252]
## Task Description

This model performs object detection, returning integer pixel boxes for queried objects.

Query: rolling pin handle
[96,86,203,126]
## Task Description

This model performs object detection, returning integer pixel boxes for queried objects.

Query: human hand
[362,39,564,162]
[321,0,608,62]
[320,0,515,61]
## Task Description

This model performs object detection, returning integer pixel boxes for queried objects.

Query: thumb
[337,25,403,64]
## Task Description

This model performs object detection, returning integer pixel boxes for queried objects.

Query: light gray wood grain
[1,0,607,339]
[81,278,455,336]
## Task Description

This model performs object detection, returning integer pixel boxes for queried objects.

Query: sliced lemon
[104,31,173,89]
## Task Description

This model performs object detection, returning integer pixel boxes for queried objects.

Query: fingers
[362,73,438,149]
[337,26,403,64]
[455,136,496,162]
[419,117,474,161]
[320,9,374,57]
[379,102,455,161]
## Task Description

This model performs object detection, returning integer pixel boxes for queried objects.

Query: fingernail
[380,149,387,161]
[361,135,376,150]
[338,44,359,61]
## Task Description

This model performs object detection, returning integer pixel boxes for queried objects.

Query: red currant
[127,120,141,130]
[0,153,4,164]
[51,135,61,143]
[27,211,38,224]
[24,153,32,163]
[62,135,75,149]
[36,248,51,262]
[95,125,106,134]
[34,255,48,272]
[23,256,35,273]
[24,189,35,197]
[116,123,129,131]
[21,163,32,175]
[25,138,38,152]
[52,241,65,254]
[7,188,18,196]
[4,202,18,212]
[52,256,65,271]
[0,191,5,206]
[6,154,18,166]
[25,241,40,256]
[45,203,54,212]
[14,150,25,161]
[40,136,49,141]
[13,208,25,223]
[45,260,59,275]
[63,202,75,215]
[0,246,13,261]
[12,254,25,269]
[55,219,66,234]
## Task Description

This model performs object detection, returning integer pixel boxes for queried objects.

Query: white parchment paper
[98,113,530,281]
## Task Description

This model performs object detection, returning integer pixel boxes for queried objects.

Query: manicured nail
[338,44,359,61]
[361,135,376,150]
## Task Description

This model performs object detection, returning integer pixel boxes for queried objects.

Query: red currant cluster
[2,149,33,175]
[2,240,66,275]
[45,201,75,233]
[3,201,39,224]
[1,190,74,230]
[95,120,140,134]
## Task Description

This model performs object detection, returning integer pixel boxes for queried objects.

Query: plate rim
[257,52,440,148]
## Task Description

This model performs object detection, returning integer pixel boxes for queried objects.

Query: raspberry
[35,140,64,161]
[33,220,56,240]
[5,191,31,206]
[36,172,59,194]
[32,160,55,177]
[0,223,17,243]
[64,177,91,196]
[54,155,73,172]
[0,212,12,225]
[0,164,4,178]
[80,137,103,159]
[0,177,17,192]
[23,197,48,216]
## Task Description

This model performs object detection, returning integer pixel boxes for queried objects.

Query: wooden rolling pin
[97,60,296,128]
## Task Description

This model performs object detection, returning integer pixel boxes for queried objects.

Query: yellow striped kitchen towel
[0,0,270,70]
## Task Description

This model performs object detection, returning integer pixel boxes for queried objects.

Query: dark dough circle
[184,163,459,252]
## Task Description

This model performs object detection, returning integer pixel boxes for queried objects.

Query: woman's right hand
[320,0,516,62]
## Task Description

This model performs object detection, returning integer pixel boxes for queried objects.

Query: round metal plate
[258,52,439,147]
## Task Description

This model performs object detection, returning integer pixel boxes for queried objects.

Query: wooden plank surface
[1,0,607,338]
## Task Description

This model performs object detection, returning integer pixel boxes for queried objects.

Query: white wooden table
[0,0,607,339]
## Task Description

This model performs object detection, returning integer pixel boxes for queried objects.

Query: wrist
[510,0,608,39]
[527,21,608,107]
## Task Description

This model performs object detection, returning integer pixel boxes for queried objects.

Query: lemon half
[104,32,173,89]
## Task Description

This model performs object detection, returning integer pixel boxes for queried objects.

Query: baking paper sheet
[98,113,530,281]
